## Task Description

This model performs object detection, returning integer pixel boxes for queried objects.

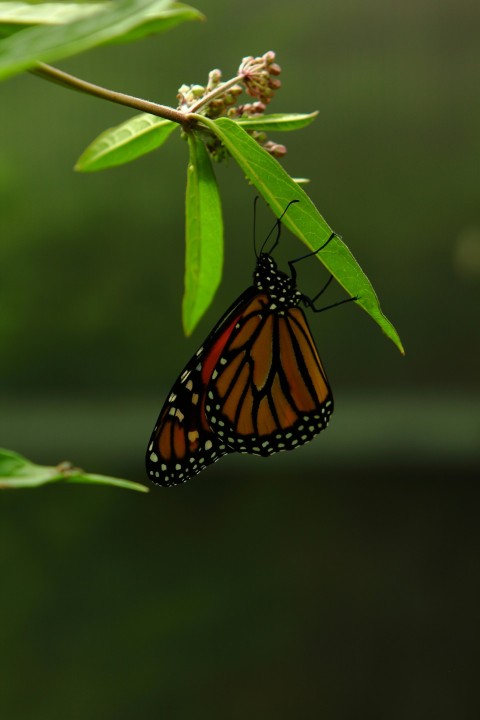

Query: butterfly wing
[146,287,259,486]
[205,299,333,456]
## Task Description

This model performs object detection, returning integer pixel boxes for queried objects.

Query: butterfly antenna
[260,199,300,255]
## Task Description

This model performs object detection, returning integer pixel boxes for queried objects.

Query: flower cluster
[177,52,286,161]
[238,51,282,105]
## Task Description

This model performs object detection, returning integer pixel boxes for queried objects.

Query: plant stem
[188,75,243,114]
[31,62,190,127]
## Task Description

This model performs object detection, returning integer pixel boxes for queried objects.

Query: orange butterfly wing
[205,295,333,456]
[147,249,339,486]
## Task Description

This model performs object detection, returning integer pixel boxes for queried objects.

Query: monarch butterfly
[146,201,355,486]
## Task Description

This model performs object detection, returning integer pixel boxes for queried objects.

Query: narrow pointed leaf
[75,114,178,172]
[236,111,318,132]
[62,473,149,491]
[0,0,203,81]
[197,115,403,354]
[0,448,148,491]
[183,132,223,336]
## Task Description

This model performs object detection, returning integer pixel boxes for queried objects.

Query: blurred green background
[1,0,479,717]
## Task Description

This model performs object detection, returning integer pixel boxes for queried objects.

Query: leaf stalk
[31,61,193,127]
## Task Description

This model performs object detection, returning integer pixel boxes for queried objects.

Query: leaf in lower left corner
[0,448,148,492]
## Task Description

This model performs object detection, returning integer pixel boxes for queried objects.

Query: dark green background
[1,0,479,717]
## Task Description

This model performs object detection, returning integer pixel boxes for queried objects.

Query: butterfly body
[146,252,333,487]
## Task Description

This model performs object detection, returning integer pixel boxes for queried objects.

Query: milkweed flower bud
[263,141,287,158]
[208,69,222,88]
[238,51,282,105]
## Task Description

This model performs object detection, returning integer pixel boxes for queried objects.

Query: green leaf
[75,113,178,172]
[61,473,149,491]
[107,1,204,44]
[0,2,103,37]
[236,112,318,132]
[196,115,404,354]
[183,131,223,336]
[0,0,204,81]
[0,448,148,492]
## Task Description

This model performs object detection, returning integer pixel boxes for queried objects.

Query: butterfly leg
[302,283,359,314]
[288,232,337,282]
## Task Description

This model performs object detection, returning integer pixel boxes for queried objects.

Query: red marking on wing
[201,313,243,385]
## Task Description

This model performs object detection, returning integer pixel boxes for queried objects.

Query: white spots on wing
[192,393,199,405]
[175,408,185,422]
[196,346,204,356]
[149,452,158,463]
[169,407,176,416]
[205,440,213,451]
[169,392,177,402]
[186,379,193,391]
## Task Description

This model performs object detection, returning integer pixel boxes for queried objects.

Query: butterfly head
[254,252,302,309]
